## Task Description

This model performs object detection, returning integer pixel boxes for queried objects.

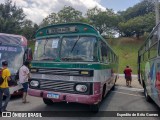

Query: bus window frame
[149,41,158,59]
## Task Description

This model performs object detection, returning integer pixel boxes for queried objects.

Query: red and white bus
[0,33,32,95]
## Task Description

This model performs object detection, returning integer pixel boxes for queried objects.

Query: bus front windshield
[34,36,97,62]
[61,36,97,62]
[0,46,24,73]
[34,38,60,61]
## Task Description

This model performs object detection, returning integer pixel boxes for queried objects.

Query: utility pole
[155,0,159,25]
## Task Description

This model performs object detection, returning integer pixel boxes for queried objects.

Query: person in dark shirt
[124,66,132,87]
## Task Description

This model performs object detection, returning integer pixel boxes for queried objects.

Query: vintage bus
[138,23,160,108]
[0,33,32,95]
[28,23,118,112]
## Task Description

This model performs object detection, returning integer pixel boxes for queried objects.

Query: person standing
[19,61,30,103]
[124,66,132,87]
[0,60,11,112]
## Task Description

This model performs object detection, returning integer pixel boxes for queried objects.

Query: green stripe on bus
[31,62,117,70]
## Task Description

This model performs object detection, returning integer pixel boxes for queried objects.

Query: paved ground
[116,74,142,89]
[1,74,160,120]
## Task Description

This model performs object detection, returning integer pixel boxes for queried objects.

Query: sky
[0,0,141,24]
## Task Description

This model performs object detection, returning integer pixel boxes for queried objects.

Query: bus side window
[149,42,158,59]
[100,41,108,63]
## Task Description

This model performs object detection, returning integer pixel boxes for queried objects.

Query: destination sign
[47,26,77,34]
[0,46,17,52]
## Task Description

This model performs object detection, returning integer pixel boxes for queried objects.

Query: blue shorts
[22,82,28,92]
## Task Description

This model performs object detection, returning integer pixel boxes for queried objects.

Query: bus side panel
[152,59,160,107]
[143,59,160,107]
[93,68,116,97]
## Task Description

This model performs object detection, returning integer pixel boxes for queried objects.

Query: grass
[107,37,144,74]
[28,37,145,74]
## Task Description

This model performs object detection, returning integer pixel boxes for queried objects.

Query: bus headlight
[75,84,88,92]
[30,80,39,87]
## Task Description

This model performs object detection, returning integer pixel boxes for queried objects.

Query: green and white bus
[138,23,160,108]
[28,23,118,112]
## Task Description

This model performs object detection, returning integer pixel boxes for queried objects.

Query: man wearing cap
[0,60,11,112]
[19,61,30,103]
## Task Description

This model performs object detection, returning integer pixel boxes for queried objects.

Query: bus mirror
[25,48,33,61]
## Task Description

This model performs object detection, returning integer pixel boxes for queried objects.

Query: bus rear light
[30,80,39,87]
[75,84,88,92]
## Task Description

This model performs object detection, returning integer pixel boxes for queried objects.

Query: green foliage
[117,0,155,38]
[86,7,119,35]
[58,6,82,23]
[0,0,39,40]
[0,0,157,40]
[28,40,35,52]
[40,6,83,27]
[0,0,25,33]
[21,20,39,40]
[41,12,58,27]
[119,0,154,21]
[118,13,155,38]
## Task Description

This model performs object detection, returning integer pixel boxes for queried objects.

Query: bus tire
[111,84,115,91]
[43,98,53,105]
[90,103,100,113]
[144,86,152,102]
[102,84,106,99]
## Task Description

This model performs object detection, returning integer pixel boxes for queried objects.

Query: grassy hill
[107,37,144,74]
[28,37,144,74]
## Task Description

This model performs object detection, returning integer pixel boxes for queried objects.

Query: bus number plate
[47,93,59,99]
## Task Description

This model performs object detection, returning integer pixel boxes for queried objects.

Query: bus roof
[0,33,27,46]
[36,22,99,38]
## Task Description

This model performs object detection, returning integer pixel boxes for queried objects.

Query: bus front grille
[39,80,75,92]
[29,79,93,95]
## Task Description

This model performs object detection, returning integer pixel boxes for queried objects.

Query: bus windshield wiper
[71,36,80,53]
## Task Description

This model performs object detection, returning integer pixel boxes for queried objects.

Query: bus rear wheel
[43,98,53,105]
[144,86,152,102]
[90,103,100,113]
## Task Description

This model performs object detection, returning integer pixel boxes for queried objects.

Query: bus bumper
[28,88,101,105]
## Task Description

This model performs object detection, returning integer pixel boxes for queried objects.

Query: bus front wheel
[43,98,53,105]
[144,87,152,102]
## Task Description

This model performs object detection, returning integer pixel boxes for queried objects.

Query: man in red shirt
[124,66,132,87]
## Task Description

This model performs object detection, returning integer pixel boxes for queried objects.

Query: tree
[119,0,154,21]
[58,6,83,23]
[21,19,39,40]
[0,0,26,33]
[118,13,155,38]
[40,6,83,27]
[117,0,156,38]
[86,7,119,35]
[40,12,58,27]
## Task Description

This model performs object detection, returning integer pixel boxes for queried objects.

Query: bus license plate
[47,93,59,99]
